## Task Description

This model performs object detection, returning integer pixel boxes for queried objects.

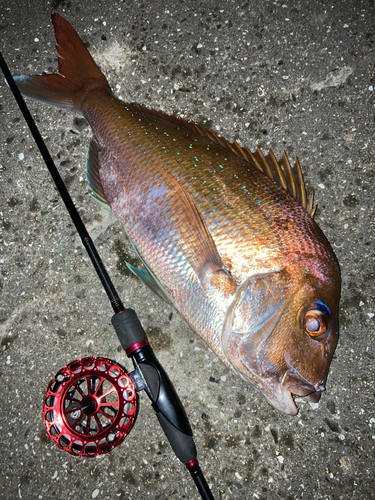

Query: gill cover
[222,268,299,414]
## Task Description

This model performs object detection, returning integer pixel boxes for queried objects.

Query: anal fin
[126,262,176,308]
[86,137,111,212]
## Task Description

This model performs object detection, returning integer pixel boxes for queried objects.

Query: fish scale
[14,14,341,415]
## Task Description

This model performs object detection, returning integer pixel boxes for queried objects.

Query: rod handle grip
[111,309,147,351]
[156,411,197,464]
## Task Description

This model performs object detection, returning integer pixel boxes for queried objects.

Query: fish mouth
[236,364,324,416]
[261,363,326,416]
[281,363,326,406]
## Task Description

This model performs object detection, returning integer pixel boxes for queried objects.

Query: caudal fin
[15,14,109,112]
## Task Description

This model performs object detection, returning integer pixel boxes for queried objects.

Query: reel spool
[43,357,137,457]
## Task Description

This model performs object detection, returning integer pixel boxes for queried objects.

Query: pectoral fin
[170,173,235,289]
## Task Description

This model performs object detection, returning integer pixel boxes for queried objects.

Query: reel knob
[43,357,137,457]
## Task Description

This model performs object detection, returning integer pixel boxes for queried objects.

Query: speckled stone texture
[0,1,374,499]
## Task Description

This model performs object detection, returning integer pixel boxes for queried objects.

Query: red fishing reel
[43,357,137,457]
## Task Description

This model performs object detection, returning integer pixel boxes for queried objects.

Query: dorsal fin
[132,104,316,217]
[246,147,316,217]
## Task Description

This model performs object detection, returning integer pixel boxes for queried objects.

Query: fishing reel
[41,309,198,466]
[43,357,137,457]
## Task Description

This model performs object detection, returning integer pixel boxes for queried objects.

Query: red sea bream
[15,14,341,415]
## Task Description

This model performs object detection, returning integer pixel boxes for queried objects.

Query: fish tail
[14,13,109,113]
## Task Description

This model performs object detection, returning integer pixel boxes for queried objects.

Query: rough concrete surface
[0,1,374,499]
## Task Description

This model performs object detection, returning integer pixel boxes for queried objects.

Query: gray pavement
[0,1,374,499]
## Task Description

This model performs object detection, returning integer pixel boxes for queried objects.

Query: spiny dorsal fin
[246,147,316,217]
[193,126,316,217]
[131,104,316,217]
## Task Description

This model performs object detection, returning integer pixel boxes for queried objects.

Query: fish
[14,14,341,415]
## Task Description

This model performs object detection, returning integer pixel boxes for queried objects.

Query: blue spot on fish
[316,301,330,315]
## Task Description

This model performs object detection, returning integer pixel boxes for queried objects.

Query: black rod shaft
[0,50,124,313]
[188,463,215,500]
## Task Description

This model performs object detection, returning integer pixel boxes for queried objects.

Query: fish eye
[306,318,320,332]
[303,309,327,337]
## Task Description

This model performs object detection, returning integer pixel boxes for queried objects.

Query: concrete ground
[0,0,374,499]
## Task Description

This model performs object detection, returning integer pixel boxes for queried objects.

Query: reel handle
[112,309,197,463]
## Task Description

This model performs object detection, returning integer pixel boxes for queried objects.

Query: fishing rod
[0,50,215,500]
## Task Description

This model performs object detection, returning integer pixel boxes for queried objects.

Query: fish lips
[281,363,326,405]
[232,356,324,415]
[262,366,325,416]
